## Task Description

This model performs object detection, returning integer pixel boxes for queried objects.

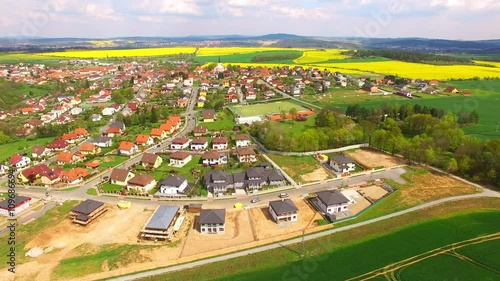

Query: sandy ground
[180,210,255,257]
[356,185,389,202]
[341,189,372,215]
[249,199,323,240]
[301,167,331,182]
[347,148,405,169]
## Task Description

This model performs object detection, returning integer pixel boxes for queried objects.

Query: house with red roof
[136,134,154,146]
[62,133,79,144]
[150,128,167,139]
[47,139,69,151]
[118,141,138,155]
[9,154,31,169]
[59,167,90,184]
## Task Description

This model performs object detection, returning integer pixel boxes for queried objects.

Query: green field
[202,110,236,131]
[267,154,331,183]
[0,137,55,160]
[277,115,317,134]
[0,52,67,64]
[230,100,308,117]
[137,198,500,281]
[195,50,303,64]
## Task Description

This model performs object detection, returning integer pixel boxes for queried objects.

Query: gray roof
[330,154,355,165]
[0,196,31,210]
[160,175,187,188]
[316,190,349,206]
[269,199,298,215]
[199,209,225,224]
[109,122,125,129]
[92,136,112,143]
[145,205,179,230]
[72,199,104,215]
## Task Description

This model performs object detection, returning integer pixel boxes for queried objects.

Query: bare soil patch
[300,168,331,182]
[347,148,405,169]
[356,185,389,202]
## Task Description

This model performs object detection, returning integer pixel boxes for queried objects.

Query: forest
[343,49,474,65]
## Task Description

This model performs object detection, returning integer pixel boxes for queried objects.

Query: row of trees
[343,49,473,65]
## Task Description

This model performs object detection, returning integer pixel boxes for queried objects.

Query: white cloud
[86,3,121,20]
[158,0,202,15]
[138,16,164,23]
[270,6,329,19]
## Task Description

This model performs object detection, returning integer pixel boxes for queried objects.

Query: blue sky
[1,0,499,40]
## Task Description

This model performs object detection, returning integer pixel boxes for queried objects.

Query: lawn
[195,50,304,64]
[149,155,202,182]
[267,154,329,183]
[202,110,236,131]
[335,167,480,227]
[230,100,308,117]
[52,243,159,279]
[136,197,500,281]
[275,115,316,134]
[101,183,124,193]
[86,188,97,195]
[0,137,55,159]
[98,155,130,170]
[0,52,67,64]
[0,201,79,266]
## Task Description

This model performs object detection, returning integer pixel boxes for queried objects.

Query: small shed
[188,204,202,213]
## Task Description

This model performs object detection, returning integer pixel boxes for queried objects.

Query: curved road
[108,189,500,281]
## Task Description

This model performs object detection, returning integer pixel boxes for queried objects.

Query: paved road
[0,201,56,235]
[107,188,500,281]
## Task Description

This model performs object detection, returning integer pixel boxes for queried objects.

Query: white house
[212,137,229,150]
[235,134,252,148]
[329,155,356,173]
[0,196,32,216]
[70,107,83,116]
[118,141,139,156]
[159,175,188,195]
[169,152,192,167]
[316,190,349,215]
[0,165,9,175]
[127,175,157,194]
[91,114,102,122]
[170,138,191,150]
[102,107,116,116]
[9,155,31,169]
[199,209,225,234]
[190,138,208,151]
[268,199,298,224]
[91,137,113,148]
[202,151,227,166]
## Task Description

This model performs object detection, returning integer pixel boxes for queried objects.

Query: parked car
[278,193,289,198]
[156,144,161,148]
[250,198,260,203]
[102,176,109,181]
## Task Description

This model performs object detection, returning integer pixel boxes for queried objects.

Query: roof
[145,205,179,230]
[199,209,226,224]
[330,154,355,165]
[193,126,207,133]
[269,199,298,215]
[170,151,191,160]
[235,134,251,140]
[109,122,125,129]
[119,141,136,151]
[136,134,151,143]
[191,137,208,145]
[47,139,68,148]
[202,151,222,160]
[316,190,349,206]
[92,136,111,143]
[110,168,132,181]
[212,136,228,144]
[128,174,155,186]
[0,196,31,210]
[172,137,189,144]
[141,153,160,164]
[62,133,78,141]
[72,199,104,215]
[59,167,90,182]
[150,128,164,136]
[236,148,256,156]
[80,143,97,152]
[57,151,74,163]
[159,175,187,187]
[74,128,88,136]
[32,145,47,155]
[201,109,215,119]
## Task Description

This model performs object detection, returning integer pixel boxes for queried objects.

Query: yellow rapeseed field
[293,49,350,64]
[316,60,500,80]
[474,60,500,68]
[38,47,197,58]
[196,47,309,56]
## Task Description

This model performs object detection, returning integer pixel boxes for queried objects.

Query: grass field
[267,154,330,183]
[0,52,67,64]
[230,100,308,117]
[277,115,317,134]
[137,197,500,281]
[195,50,303,64]
[38,47,196,58]
[202,110,236,131]
[0,137,55,159]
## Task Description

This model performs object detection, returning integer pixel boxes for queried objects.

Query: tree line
[251,52,302,62]
[343,50,473,65]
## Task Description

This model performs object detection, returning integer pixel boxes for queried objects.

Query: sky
[1,0,500,40]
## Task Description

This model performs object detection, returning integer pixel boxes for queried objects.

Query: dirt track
[347,149,405,169]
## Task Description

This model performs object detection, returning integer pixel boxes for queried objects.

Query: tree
[150,107,158,123]
[289,107,298,123]
[280,110,287,122]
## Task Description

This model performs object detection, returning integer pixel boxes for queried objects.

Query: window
[201,228,205,232]
[292,215,296,219]
[219,228,224,232]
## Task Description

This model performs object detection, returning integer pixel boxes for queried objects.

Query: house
[47,139,69,151]
[361,83,378,93]
[62,133,79,144]
[150,128,167,139]
[0,196,32,216]
[59,167,90,184]
[176,97,188,108]
[136,134,154,146]
[70,199,107,225]
[444,86,459,94]
[204,167,285,195]
[106,127,122,137]
[127,174,157,194]
[17,164,61,184]
[201,109,216,122]
[90,136,112,148]
[316,190,349,215]
[118,141,138,155]
[70,107,83,116]
[109,122,126,132]
[235,134,252,148]
[424,88,438,94]
[212,136,229,150]
[159,175,188,195]
[190,138,208,151]
[140,153,163,170]
[102,106,117,116]
[9,154,31,169]
[91,114,102,122]
[329,154,356,173]
[109,168,135,186]
[199,209,226,234]
[202,151,227,166]
[31,145,50,159]
[169,151,192,167]
[0,165,9,175]
[268,199,298,223]
[74,128,89,138]
[160,123,174,135]
[170,138,191,150]
[193,126,208,137]
[79,143,101,155]
[56,151,82,165]
[235,148,257,163]
[139,205,180,241]
[428,80,440,86]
